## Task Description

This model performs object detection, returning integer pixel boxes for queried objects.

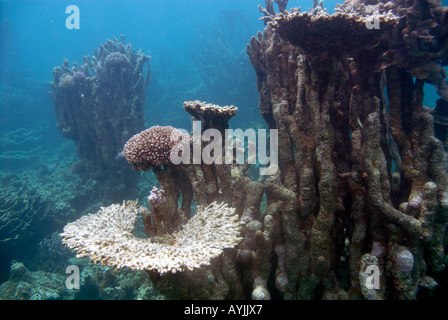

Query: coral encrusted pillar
[50,37,150,203]
[247,1,448,299]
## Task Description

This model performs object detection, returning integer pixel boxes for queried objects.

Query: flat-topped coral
[273,9,398,56]
[184,100,238,132]
[60,200,243,275]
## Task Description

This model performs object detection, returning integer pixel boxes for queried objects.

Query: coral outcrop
[50,37,150,203]
[61,97,267,299]
[246,0,448,299]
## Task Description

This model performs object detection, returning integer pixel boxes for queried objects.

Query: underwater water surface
[1,0,448,301]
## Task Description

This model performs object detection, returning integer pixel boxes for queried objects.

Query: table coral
[60,200,243,275]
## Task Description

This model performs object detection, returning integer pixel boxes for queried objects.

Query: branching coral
[258,0,298,24]
[0,178,50,247]
[60,200,243,275]
[104,52,131,70]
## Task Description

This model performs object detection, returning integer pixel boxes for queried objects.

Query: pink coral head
[73,71,86,83]
[148,187,166,207]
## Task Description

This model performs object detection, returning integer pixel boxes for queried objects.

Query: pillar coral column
[50,37,150,203]
[247,0,448,299]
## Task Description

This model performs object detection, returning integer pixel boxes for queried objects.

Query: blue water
[0,0,337,173]
[0,0,447,299]
[0,0,442,137]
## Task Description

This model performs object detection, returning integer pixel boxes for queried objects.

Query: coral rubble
[50,37,150,203]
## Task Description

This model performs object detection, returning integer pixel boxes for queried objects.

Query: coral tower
[247,0,448,299]
[50,37,150,203]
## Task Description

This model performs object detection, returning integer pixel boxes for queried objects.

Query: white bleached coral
[60,201,243,275]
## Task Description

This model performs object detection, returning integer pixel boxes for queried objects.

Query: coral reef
[0,127,49,172]
[0,141,100,277]
[61,99,267,299]
[0,261,74,300]
[0,259,162,300]
[246,0,448,299]
[50,36,150,203]
[0,177,50,248]
[70,258,163,300]
[58,0,448,300]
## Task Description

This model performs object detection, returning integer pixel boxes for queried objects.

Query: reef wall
[50,37,150,203]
